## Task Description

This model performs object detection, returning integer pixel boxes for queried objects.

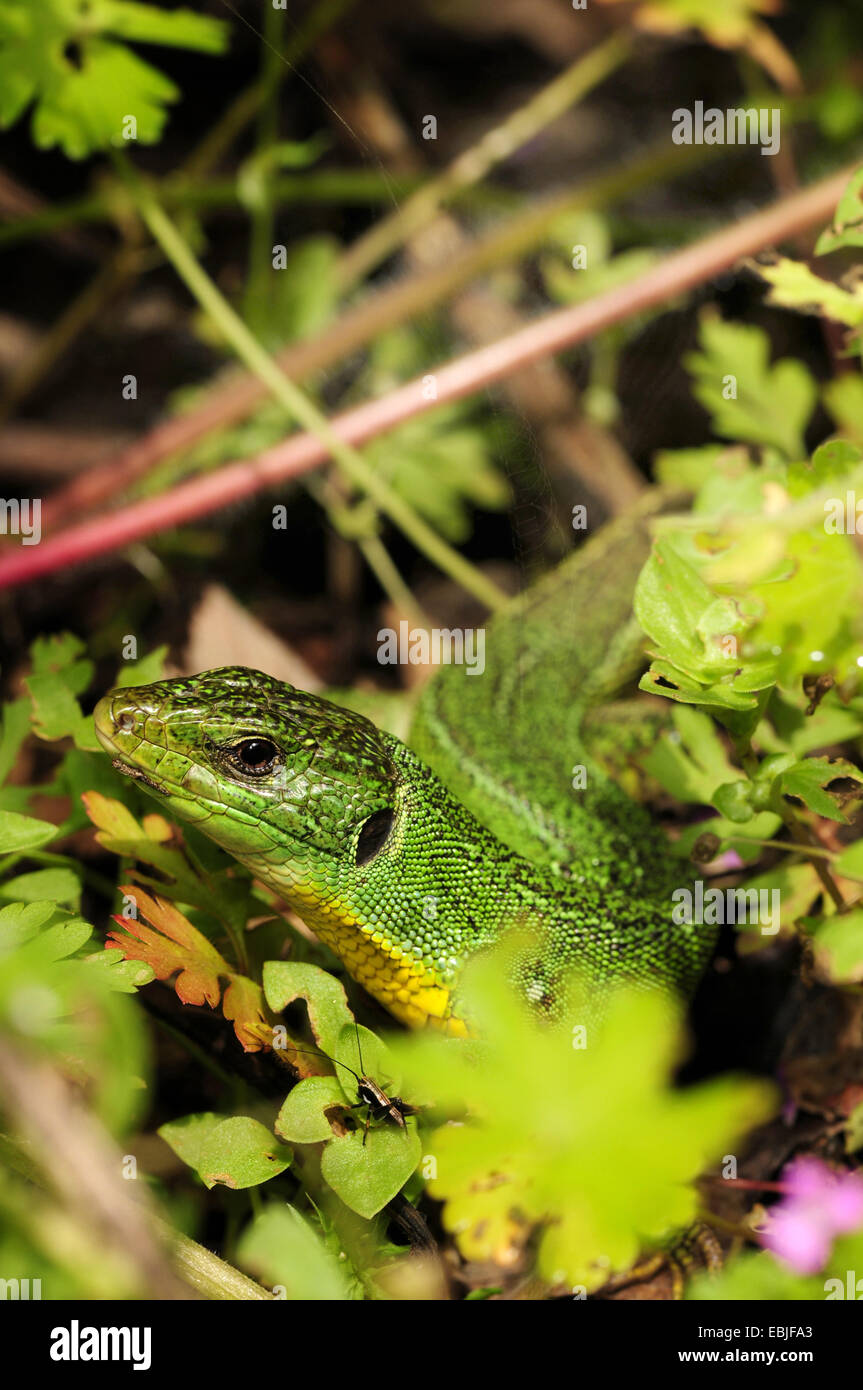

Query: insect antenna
[287,1043,361,1084]
[354,1018,366,1077]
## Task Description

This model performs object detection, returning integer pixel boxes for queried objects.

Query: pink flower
[762,1157,863,1275]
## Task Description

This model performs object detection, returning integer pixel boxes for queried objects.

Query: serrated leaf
[815,167,863,255]
[0,0,227,159]
[750,255,863,330]
[389,945,774,1289]
[683,315,817,459]
[105,885,269,1049]
[106,887,229,1008]
[113,646,169,688]
[0,698,31,784]
[82,947,155,993]
[0,810,58,853]
[0,867,80,906]
[0,899,58,952]
[776,757,863,823]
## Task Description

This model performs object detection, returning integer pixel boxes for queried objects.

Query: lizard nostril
[116,710,137,733]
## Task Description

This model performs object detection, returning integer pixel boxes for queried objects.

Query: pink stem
[0,164,852,591]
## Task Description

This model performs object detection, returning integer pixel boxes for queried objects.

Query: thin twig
[34,137,717,533]
[0,162,854,593]
[119,158,509,612]
[336,31,633,287]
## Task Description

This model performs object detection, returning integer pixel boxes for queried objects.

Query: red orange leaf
[107,885,228,1008]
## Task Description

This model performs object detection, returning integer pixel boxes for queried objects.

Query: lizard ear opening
[356,808,395,866]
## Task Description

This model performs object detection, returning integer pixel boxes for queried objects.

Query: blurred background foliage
[2,0,863,1302]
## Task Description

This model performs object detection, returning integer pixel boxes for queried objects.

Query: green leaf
[320,1124,421,1219]
[262,961,355,1059]
[113,646,168,688]
[250,236,339,351]
[0,867,80,906]
[748,529,863,686]
[775,757,863,823]
[0,900,148,1133]
[750,255,863,330]
[627,0,786,49]
[28,916,93,961]
[0,0,228,159]
[161,1115,292,1191]
[26,676,98,749]
[675,810,782,863]
[364,411,512,545]
[824,374,863,443]
[389,946,774,1290]
[712,781,754,823]
[81,948,155,993]
[0,899,58,952]
[638,661,755,713]
[807,907,863,984]
[765,689,863,757]
[275,1076,348,1144]
[0,810,57,853]
[642,705,739,805]
[654,444,742,492]
[25,633,98,750]
[335,1021,402,1099]
[237,1204,350,1301]
[635,539,725,677]
[196,1117,291,1191]
[158,1112,226,1172]
[0,698,31,784]
[815,167,863,254]
[733,862,822,945]
[28,631,91,687]
[683,315,817,459]
[835,840,863,882]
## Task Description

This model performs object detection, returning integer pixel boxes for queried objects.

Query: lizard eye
[232,738,279,774]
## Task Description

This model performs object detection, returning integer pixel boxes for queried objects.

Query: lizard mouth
[94,693,172,797]
[109,757,165,795]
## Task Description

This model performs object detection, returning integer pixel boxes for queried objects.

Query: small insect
[291,1022,417,1145]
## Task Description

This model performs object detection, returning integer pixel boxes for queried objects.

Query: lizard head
[94,666,400,864]
[94,667,472,1030]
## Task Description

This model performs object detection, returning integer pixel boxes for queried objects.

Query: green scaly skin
[93,494,716,1032]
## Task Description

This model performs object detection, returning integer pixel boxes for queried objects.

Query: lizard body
[94,495,716,1030]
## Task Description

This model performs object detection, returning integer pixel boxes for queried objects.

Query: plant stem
[117,157,508,611]
[725,835,836,861]
[357,534,431,628]
[337,31,633,287]
[164,1225,273,1300]
[0,172,443,248]
[243,0,285,334]
[777,807,845,909]
[35,128,831,539]
[3,161,857,592]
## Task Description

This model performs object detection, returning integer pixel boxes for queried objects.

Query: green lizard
[94,493,716,1033]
